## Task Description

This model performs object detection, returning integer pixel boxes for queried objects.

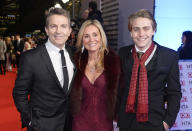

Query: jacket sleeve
[164,53,182,128]
[12,52,33,128]
[3,42,7,53]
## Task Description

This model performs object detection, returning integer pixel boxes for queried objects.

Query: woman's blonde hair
[76,19,108,72]
[5,37,12,44]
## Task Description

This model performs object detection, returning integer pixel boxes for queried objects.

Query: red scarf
[126,42,155,122]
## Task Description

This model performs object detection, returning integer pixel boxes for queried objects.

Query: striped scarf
[126,42,155,122]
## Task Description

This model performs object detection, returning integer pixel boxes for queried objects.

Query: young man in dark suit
[118,9,181,131]
[13,8,75,131]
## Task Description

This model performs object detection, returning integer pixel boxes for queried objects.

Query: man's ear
[45,27,48,36]
[69,28,72,34]
[152,30,155,36]
[130,32,133,38]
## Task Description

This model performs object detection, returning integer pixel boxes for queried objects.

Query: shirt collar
[46,39,66,53]
[135,45,150,53]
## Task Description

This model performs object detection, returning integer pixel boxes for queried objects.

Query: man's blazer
[13,44,76,131]
[118,42,182,129]
[13,39,24,53]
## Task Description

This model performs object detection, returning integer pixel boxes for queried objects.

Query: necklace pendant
[90,67,95,73]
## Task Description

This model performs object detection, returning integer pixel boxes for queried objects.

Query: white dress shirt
[135,44,157,65]
[45,39,74,89]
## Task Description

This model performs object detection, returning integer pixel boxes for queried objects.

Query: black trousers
[0,60,6,74]
[27,126,35,131]
[16,54,20,68]
[119,117,165,131]
[27,114,72,131]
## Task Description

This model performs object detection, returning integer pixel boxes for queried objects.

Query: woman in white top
[23,37,32,52]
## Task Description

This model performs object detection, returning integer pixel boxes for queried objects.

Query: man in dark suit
[118,9,181,131]
[14,34,25,68]
[13,8,75,131]
[88,1,103,25]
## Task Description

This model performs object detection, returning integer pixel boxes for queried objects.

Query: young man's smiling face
[130,17,155,51]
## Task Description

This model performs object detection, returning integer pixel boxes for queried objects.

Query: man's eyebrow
[133,26,151,28]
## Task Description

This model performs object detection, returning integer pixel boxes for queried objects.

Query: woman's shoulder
[106,48,119,60]
[105,48,121,72]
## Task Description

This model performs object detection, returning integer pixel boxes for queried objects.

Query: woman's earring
[99,44,103,51]
[81,45,84,53]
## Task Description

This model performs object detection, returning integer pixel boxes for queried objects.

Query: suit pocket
[158,66,169,74]
[149,66,169,83]
[31,108,41,129]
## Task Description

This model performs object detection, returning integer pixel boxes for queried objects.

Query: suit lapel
[127,48,134,73]
[40,45,63,90]
[40,44,76,95]
[65,45,76,94]
[146,45,158,73]
[65,45,75,65]
[68,68,77,94]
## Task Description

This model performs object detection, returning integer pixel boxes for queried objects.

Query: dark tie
[59,50,69,93]
[137,51,144,59]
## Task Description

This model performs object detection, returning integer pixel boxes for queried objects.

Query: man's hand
[163,121,169,131]
[16,51,21,55]
[29,121,31,126]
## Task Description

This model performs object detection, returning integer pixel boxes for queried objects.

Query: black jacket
[13,44,76,131]
[118,42,181,128]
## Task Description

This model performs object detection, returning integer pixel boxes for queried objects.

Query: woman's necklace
[88,63,96,73]
[87,55,99,73]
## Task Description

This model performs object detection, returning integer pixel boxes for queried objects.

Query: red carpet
[0,68,26,131]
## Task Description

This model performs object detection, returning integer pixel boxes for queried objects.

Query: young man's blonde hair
[128,9,157,32]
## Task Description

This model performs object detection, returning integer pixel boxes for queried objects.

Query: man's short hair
[128,9,157,32]
[45,7,71,28]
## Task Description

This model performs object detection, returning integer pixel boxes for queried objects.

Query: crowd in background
[177,30,192,60]
[0,33,47,75]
